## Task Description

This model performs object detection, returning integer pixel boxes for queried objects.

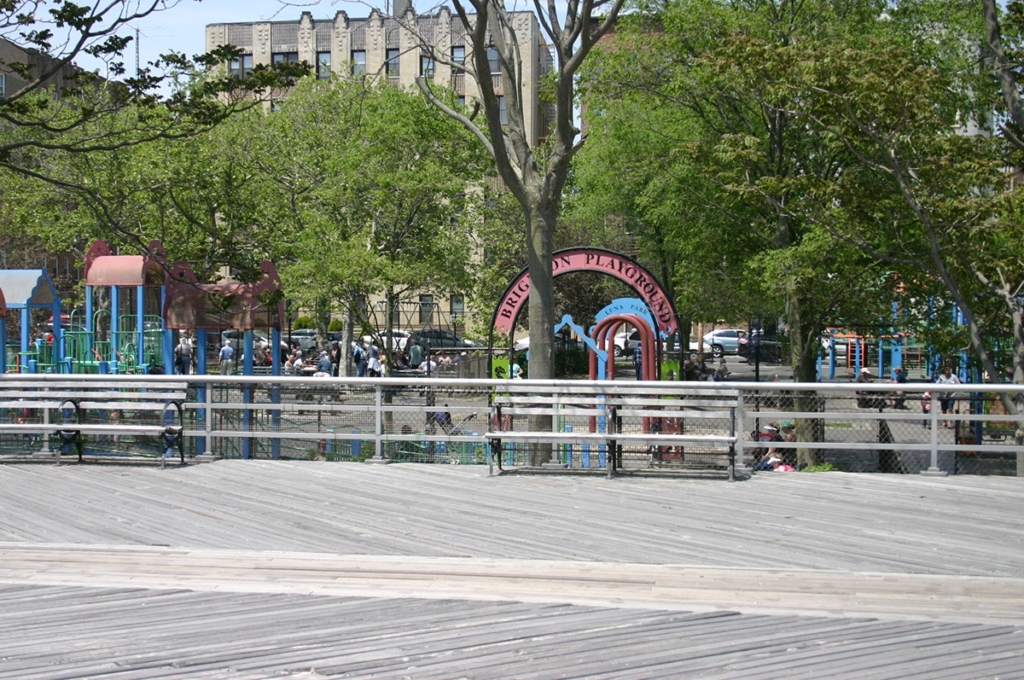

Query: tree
[250,78,491,371]
[0,0,305,274]
[413,0,625,389]
[578,0,897,391]
[764,38,1024,472]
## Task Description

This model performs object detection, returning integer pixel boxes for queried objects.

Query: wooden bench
[0,379,187,466]
[487,389,741,480]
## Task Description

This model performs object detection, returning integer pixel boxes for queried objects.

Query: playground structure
[819,330,923,381]
[1,240,287,379]
[164,259,285,376]
[72,240,171,374]
[0,269,63,374]
[490,248,680,382]
[589,298,662,381]
[164,259,286,460]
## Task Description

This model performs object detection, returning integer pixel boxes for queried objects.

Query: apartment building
[0,36,83,102]
[205,4,553,146]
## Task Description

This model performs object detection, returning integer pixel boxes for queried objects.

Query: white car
[361,329,412,351]
[221,329,270,350]
[613,330,641,357]
[701,328,748,358]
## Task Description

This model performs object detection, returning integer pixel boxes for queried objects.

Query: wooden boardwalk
[0,462,1022,678]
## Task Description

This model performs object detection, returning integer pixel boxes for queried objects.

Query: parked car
[286,328,318,353]
[702,328,747,358]
[410,329,480,349]
[221,329,270,351]
[614,329,642,356]
[361,329,412,351]
[738,332,783,363]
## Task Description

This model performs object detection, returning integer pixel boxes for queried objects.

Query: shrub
[328,318,344,332]
[293,316,315,330]
[802,462,839,472]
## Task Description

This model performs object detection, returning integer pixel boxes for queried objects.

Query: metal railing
[0,374,1021,476]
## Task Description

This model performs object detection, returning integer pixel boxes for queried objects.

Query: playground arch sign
[491,247,679,338]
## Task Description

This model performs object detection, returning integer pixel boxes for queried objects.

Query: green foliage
[576,0,994,382]
[292,316,315,331]
[555,348,590,378]
[802,462,840,473]
[328,319,345,332]
[5,76,494,333]
[0,2,307,199]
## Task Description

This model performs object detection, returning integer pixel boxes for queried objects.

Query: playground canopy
[164,261,284,330]
[84,239,167,287]
[0,269,60,310]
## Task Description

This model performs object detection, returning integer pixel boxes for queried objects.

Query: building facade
[206,6,552,146]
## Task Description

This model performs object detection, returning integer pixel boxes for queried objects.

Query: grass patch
[802,462,840,472]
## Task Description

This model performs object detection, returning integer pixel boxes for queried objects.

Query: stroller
[428,407,481,464]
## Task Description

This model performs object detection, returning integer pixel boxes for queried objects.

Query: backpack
[353,346,364,362]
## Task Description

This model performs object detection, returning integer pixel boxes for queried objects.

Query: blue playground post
[136,285,145,370]
[271,327,281,460]
[828,336,836,380]
[85,285,94,360]
[160,287,173,374]
[242,329,254,459]
[20,307,29,372]
[110,286,120,373]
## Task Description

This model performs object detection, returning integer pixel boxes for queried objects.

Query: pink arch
[492,248,678,337]
[590,314,658,381]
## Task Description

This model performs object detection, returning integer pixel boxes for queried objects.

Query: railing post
[735,388,747,475]
[606,404,616,479]
[196,378,218,462]
[365,382,390,464]
[921,391,947,476]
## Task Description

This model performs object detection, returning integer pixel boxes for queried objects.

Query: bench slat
[0,391,185,400]
[0,381,187,390]
[0,424,176,435]
[486,431,736,445]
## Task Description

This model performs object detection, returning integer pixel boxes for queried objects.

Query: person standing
[632,343,643,380]
[888,366,907,408]
[329,341,341,377]
[367,341,381,377]
[175,332,194,375]
[408,337,423,370]
[934,367,961,428]
[218,339,234,375]
[353,341,366,377]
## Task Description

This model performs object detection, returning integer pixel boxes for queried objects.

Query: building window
[418,295,434,325]
[451,45,464,73]
[0,73,5,97]
[457,95,465,109]
[449,295,465,322]
[420,54,434,78]
[272,52,299,65]
[317,51,331,79]
[351,50,366,76]
[386,48,400,77]
[497,95,507,125]
[487,46,500,75]
[228,54,253,78]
